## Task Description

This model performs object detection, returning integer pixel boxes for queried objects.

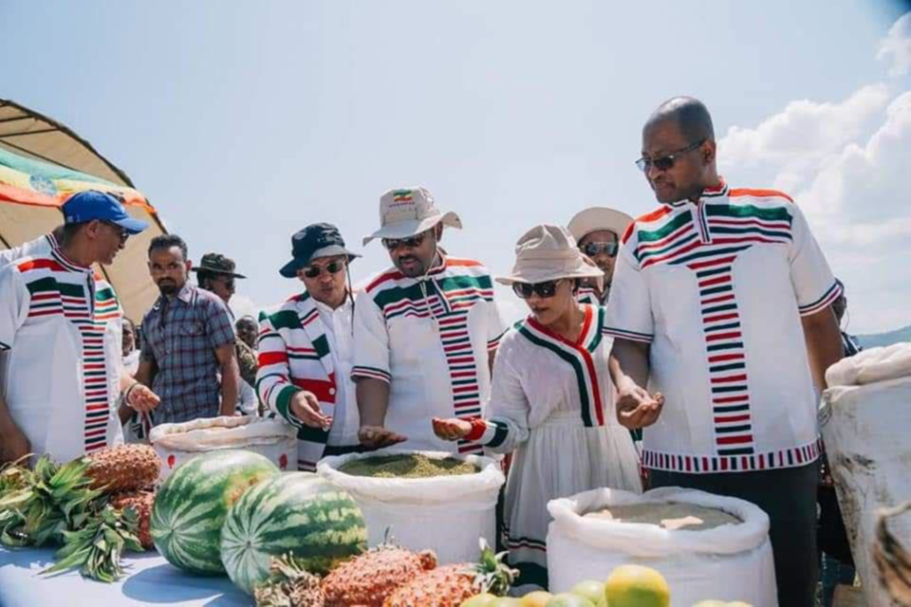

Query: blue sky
[2,1,909,333]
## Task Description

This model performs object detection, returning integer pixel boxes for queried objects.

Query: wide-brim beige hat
[497,224,605,286]
[363,186,462,246]
[567,206,634,242]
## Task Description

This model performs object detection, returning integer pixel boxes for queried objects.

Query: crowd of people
[0,96,865,606]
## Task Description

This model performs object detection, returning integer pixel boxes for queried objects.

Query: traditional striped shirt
[605,180,841,474]
[0,249,125,462]
[257,291,359,472]
[352,255,507,454]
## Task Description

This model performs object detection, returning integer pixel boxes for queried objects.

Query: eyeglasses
[102,221,130,243]
[581,242,618,258]
[301,260,346,279]
[217,277,236,289]
[512,280,564,300]
[382,231,428,251]
[635,139,706,173]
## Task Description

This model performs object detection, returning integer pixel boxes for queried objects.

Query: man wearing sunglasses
[0,190,159,464]
[256,223,363,471]
[192,252,258,388]
[605,96,844,606]
[567,206,634,307]
[193,253,246,309]
[352,187,506,453]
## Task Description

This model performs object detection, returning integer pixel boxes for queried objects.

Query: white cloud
[878,12,911,76]
[719,84,891,195]
[716,14,911,334]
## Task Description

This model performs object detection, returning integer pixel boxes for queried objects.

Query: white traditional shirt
[314,297,360,447]
[605,180,841,474]
[352,255,507,454]
[467,305,641,572]
[0,232,58,268]
[0,249,125,462]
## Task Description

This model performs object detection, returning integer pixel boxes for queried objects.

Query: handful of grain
[584,501,742,531]
[339,454,480,479]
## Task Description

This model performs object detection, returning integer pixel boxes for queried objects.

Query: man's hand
[0,425,31,464]
[290,391,332,429]
[358,425,406,451]
[616,379,665,430]
[432,417,472,441]
[127,384,160,413]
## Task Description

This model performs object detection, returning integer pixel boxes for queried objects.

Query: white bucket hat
[497,224,605,286]
[363,186,462,246]
[567,206,634,243]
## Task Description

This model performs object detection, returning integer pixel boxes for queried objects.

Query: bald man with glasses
[606,97,844,606]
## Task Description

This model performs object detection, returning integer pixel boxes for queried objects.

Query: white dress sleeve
[467,333,531,453]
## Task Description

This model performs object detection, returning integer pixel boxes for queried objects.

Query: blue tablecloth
[0,546,251,606]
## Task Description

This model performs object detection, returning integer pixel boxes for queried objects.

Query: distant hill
[857,325,911,349]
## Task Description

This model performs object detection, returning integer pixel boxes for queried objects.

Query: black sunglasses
[635,139,706,173]
[581,242,618,258]
[302,260,346,279]
[382,231,428,251]
[512,280,564,300]
[217,277,236,289]
[102,221,130,243]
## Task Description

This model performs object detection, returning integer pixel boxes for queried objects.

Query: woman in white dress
[433,224,641,589]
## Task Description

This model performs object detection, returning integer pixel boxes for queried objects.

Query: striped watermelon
[220,472,368,595]
[150,450,280,575]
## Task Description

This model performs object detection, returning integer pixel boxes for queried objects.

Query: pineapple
[256,553,326,607]
[321,541,437,607]
[85,445,160,494]
[383,540,517,607]
[110,490,155,549]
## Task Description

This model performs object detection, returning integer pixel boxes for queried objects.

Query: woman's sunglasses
[302,260,346,279]
[512,280,564,300]
[581,242,618,258]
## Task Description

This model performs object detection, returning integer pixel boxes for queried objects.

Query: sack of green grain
[318,448,505,564]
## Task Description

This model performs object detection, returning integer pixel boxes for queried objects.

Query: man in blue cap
[256,223,363,471]
[0,190,160,463]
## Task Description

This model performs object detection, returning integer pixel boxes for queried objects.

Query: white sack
[546,487,777,606]
[318,448,505,565]
[150,416,298,481]
[821,353,911,607]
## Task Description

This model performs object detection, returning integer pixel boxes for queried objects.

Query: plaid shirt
[140,284,236,424]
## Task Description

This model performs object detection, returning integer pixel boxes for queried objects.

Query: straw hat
[567,207,634,242]
[363,186,462,246]
[497,224,605,286]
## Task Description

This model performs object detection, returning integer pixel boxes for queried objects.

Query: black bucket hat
[191,253,247,278]
[279,223,360,278]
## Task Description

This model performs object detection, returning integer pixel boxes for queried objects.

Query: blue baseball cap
[62,190,149,235]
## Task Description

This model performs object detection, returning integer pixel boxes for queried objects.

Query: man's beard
[157,280,179,296]
[394,255,427,278]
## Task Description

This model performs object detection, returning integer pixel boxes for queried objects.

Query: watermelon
[220,472,368,595]
[150,450,280,575]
